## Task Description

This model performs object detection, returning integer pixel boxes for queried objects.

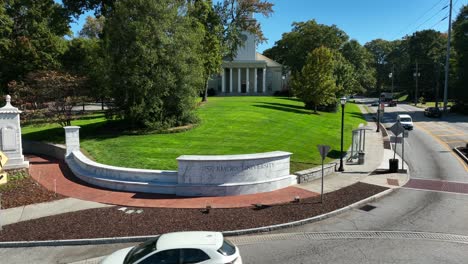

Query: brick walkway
[28,155,318,209]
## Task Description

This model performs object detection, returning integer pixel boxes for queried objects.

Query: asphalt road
[2,100,467,264]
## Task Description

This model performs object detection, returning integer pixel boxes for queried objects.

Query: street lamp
[376,96,381,133]
[338,97,347,172]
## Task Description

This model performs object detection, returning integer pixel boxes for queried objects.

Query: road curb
[0,188,396,248]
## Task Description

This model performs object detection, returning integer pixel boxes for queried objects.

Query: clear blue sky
[65,0,467,52]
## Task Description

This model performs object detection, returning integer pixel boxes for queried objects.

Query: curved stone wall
[61,126,297,196]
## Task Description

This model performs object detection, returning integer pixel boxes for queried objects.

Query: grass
[22,97,366,172]
[0,169,29,192]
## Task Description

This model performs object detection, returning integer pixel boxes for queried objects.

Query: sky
[65,0,467,53]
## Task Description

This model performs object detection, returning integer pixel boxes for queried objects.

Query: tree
[407,30,446,101]
[62,0,115,17]
[341,40,376,92]
[61,37,110,104]
[79,15,105,39]
[189,0,223,102]
[333,50,361,96]
[8,71,89,126]
[364,39,394,94]
[0,0,71,91]
[263,20,348,73]
[452,5,468,103]
[105,0,204,129]
[214,0,273,59]
[291,46,338,113]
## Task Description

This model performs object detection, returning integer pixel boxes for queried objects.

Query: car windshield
[400,118,412,122]
[124,237,159,264]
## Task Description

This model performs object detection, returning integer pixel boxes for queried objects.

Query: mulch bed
[0,182,387,242]
[0,172,64,209]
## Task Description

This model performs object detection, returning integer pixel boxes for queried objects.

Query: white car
[397,114,413,130]
[100,231,242,264]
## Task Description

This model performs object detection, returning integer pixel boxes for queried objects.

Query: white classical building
[208,29,284,95]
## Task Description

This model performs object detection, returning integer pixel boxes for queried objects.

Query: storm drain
[359,204,376,212]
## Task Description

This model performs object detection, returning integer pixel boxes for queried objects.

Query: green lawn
[22,97,366,172]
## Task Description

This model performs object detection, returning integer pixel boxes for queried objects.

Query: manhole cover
[359,204,376,212]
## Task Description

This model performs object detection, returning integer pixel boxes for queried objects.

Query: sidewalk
[295,104,409,194]
[1,104,408,226]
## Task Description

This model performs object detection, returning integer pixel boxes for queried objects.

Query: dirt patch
[0,169,64,209]
[0,182,387,242]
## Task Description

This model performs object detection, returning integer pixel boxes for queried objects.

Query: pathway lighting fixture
[338,97,347,172]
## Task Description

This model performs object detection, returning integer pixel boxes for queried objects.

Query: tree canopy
[0,0,71,90]
[292,46,338,113]
[105,0,205,129]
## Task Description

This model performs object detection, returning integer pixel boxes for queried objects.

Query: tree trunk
[202,78,209,102]
[314,105,317,113]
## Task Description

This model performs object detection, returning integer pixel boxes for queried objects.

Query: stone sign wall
[64,126,296,197]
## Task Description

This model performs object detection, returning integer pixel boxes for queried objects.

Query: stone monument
[0,95,29,169]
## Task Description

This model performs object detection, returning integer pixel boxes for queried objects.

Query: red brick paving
[386,178,399,186]
[404,178,468,194]
[27,155,318,209]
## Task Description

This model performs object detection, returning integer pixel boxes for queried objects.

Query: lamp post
[376,96,381,133]
[338,97,347,172]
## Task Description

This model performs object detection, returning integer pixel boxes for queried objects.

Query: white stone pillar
[64,126,81,157]
[229,67,233,93]
[262,67,266,93]
[254,68,258,93]
[221,68,225,93]
[238,68,241,93]
[0,95,29,169]
[246,67,250,93]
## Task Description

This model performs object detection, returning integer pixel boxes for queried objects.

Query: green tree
[61,37,110,104]
[79,15,105,39]
[0,0,70,90]
[341,40,376,92]
[105,0,204,129]
[407,30,446,102]
[214,0,273,59]
[292,46,338,113]
[263,20,348,73]
[364,39,394,94]
[333,50,360,95]
[62,0,115,17]
[189,0,223,102]
[452,5,468,103]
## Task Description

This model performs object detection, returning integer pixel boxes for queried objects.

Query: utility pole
[443,0,453,112]
[414,60,420,105]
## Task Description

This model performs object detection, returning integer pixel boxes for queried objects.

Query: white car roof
[156,231,223,251]
[398,114,411,118]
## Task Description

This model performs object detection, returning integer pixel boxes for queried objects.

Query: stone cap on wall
[177,151,292,161]
[0,95,21,114]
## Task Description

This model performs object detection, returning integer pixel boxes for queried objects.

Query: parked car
[388,100,397,107]
[397,114,413,130]
[100,231,242,264]
[424,107,441,117]
[370,101,379,106]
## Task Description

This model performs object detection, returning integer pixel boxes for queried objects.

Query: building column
[221,68,225,93]
[254,68,258,93]
[238,68,241,93]
[229,67,233,93]
[262,67,266,93]
[246,67,250,93]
